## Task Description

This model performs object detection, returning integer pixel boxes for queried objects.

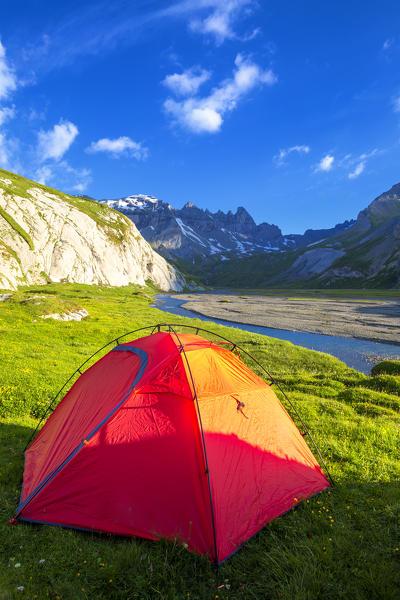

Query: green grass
[177,249,303,289]
[0,206,34,251]
[0,283,399,599]
[0,240,22,266]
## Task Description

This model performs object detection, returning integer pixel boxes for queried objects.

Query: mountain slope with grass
[202,183,400,288]
[0,283,399,599]
[0,169,187,291]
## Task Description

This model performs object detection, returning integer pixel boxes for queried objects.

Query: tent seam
[169,327,219,566]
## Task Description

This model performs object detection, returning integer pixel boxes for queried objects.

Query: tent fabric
[18,331,330,563]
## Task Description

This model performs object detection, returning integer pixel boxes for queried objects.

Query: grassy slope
[0,284,399,599]
[202,247,400,289]
[178,212,400,290]
[175,250,304,289]
[0,206,34,251]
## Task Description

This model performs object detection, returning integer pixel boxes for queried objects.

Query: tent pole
[169,326,219,566]
[23,324,159,452]
[163,324,334,486]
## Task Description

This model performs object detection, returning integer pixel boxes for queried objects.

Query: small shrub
[40,270,51,283]
[361,374,400,396]
[371,360,400,376]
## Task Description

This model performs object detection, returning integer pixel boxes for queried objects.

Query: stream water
[153,294,400,374]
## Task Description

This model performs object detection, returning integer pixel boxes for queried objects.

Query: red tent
[17,329,330,564]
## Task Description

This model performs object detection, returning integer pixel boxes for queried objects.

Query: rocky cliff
[0,169,186,291]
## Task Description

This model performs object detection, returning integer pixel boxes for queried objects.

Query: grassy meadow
[0,283,399,599]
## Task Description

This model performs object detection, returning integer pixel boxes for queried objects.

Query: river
[153,294,400,374]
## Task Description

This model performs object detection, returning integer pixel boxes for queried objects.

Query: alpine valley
[1,166,399,291]
[99,182,400,289]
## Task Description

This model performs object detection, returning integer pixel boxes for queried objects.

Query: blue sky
[0,1,400,233]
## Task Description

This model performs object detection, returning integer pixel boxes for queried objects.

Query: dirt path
[173,293,400,344]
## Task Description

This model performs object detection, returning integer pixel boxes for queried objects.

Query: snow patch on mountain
[98,193,356,267]
[176,217,207,246]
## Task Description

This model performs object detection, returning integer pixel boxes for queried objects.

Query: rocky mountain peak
[353,182,400,233]
[236,205,250,215]
[236,206,255,223]
[99,191,353,263]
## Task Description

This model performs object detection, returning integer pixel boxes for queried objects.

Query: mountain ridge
[99,194,354,262]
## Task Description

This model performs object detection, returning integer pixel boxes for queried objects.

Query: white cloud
[313,148,378,179]
[86,136,148,160]
[392,95,400,113]
[0,41,17,100]
[189,0,256,45]
[28,107,46,121]
[0,133,10,167]
[348,161,365,179]
[36,165,53,185]
[383,38,393,51]
[274,144,310,166]
[339,148,378,178]
[0,133,20,172]
[241,26,261,42]
[37,120,78,161]
[36,160,91,192]
[18,1,260,76]
[0,105,15,126]
[315,154,334,172]
[163,67,211,96]
[185,106,223,133]
[73,181,90,193]
[64,163,92,192]
[164,53,277,134]
[359,148,378,160]
[35,121,87,192]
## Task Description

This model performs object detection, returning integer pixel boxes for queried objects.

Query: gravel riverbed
[173,293,400,345]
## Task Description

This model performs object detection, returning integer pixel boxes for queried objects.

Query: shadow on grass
[1,420,400,599]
